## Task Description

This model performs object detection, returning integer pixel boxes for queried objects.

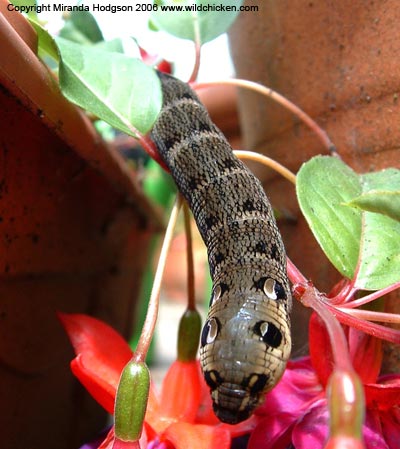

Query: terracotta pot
[229,0,400,360]
[0,3,161,448]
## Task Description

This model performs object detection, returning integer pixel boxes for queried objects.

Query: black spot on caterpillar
[150,71,292,424]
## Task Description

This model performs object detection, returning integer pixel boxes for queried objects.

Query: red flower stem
[139,134,169,171]
[194,79,337,155]
[328,278,358,305]
[134,195,183,362]
[302,285,352,371]
[302,285,366,444]
[324,303,400,344]
[341,285,359,303]
[183,202,196,311]
[335,308,400,324]
[340,280,400,309]
[287,257,308,285]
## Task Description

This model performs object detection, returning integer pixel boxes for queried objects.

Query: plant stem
[183,201,196,311]
[139,134,168,170]
[325,302,400,345]
[194,79,337,155]
[134,196,182,362]
[287,257,308,285]
[188,20,201,83]
[328,279,358,305]
[301,284,352,371]
[335,308,400,324]
[341,280,400,309]
[234,150,296,184]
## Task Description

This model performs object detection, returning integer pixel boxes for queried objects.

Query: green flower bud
[177,308,201,361]
[114,361,150,441]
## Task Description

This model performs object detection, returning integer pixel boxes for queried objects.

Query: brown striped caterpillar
[150,72,292,424]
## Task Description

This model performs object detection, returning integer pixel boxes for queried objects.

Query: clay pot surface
[0,3,161,447]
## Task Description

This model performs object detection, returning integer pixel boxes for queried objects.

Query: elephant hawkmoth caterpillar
[150,71,292,424]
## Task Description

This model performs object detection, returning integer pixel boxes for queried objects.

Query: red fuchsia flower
[248,312,400,449]
[59,313,258,449]
[139,47,173,75]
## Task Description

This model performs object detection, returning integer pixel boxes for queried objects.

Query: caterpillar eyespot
[212,284,222,303]
[201,318,220,346]
[263,278,278,299]
[247,373,269,394]
[254,321,283,348]
[150,71,292,424]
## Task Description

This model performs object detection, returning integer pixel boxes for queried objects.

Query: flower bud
[326,369,365,443]
[114,361,150,442]
[177,308,201,361]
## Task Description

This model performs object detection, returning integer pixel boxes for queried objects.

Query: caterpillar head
[199,277,291,424]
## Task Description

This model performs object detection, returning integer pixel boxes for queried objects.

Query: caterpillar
[150,71,292,424]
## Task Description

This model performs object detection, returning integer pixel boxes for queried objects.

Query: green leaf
[58,21,94,45]
[296,156,362,280]
[12,0,37,19]
[11,0,36,5]
[94,38,125,54]
[356,212,400,290]
[151,0,244,44]
[297,156,400,290]
[346,169,400,221]
[55,38,162,136]
[29,19,60,62]
[12,0,36,5]
[59,10,104,44]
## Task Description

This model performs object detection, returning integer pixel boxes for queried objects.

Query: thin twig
[194,79,337,156]
[335,308,400,324]
[188,19,201,83]
[340,280,400,309]
[234,150,296,184]
[183,201,196,310]
[134,196,182,362]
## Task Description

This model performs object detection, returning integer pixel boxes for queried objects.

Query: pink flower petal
[256,357,322,417]
[380,409,400,449]
[247,414,296,449]
[291,399,328,449]
[324,436,365,449]
[363,409,390,449]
